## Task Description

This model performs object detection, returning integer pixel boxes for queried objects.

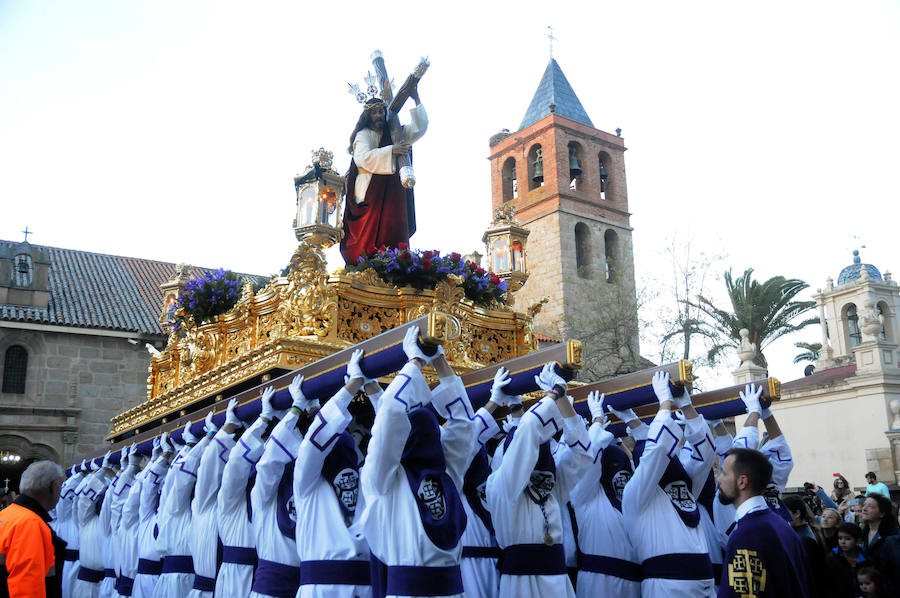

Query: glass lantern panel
[493,239,510,272]
[511,241,524,272]
[298,187,318,226]
[321,186,339,227]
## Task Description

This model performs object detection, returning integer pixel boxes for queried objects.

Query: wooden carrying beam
[460,340,583,409]
[603,378,781,438]
[73,316,583,469]
[80,313,448,468]
[566,361,693,412]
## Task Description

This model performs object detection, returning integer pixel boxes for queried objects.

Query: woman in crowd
[820,508,842,551]
[831,474,853,507]
[859,493,898,566]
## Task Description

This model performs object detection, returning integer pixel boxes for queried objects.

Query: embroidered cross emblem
[728,548,767,597]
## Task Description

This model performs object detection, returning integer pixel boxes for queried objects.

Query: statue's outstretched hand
[391,142,411,155]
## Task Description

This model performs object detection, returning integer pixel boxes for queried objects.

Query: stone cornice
[0,320,166,341]
[488,114,626,160]
[0,422,78,433]
[516,200,634,232]
[0,405,81,418]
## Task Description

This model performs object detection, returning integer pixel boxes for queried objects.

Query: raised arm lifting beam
[603,377,781,438]
[70,314,583,471]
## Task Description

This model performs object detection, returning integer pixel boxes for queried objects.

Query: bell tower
[487,59,638,368]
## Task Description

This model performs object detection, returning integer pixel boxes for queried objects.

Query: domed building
[772,251,900,492]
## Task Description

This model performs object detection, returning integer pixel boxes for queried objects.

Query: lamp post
[293,148,346,249]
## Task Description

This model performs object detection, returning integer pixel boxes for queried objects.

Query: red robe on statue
[340,124,415,265]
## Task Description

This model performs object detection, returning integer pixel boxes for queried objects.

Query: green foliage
[793,341,822,364]
[694,267,819,367]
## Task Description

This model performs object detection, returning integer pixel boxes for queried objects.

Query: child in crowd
[857,566,890,598]
[824,522,867,598]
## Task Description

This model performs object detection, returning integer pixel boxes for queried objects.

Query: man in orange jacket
[0,460,66,598]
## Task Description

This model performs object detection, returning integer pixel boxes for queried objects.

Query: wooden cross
[547,26,557,59]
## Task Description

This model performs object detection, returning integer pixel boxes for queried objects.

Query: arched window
[598,152,612,200]
[575,223,592,279]
[528,144,544,190]
[502,157,517,201]
[604,229,619,283]
[12,254,33,287]
[845,304,861,347]
[568,142,584,191]
[2,345,28,394]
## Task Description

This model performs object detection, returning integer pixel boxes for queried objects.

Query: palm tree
[694,268,819,367]
[793,341,822,364]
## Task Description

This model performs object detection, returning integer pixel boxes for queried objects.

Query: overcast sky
[2,0,898,387]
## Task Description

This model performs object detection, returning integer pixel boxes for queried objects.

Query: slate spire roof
[520,58,594,130]
[0,240,267,336]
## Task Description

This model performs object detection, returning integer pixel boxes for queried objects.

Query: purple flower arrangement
[346,243,508,306]
[169,268,244,331]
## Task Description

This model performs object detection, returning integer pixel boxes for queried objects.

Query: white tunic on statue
[293,389,370,598]
[249,410,302,598]
[458,406,501,598]
[621,410,714,598]
[73,470,114,598]
[216,416,267,598]
[360,363,475,598]
[186,430,235,598]
[485,397,591,598]
[153,437,209,598]
[352,104,428,203]
[569,423,640,598]
[132,456,170,598]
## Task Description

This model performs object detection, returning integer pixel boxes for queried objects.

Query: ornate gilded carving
[277,244,337,337]
[347,268,391,289]
[337,297,404,344]
[112,242,544,437]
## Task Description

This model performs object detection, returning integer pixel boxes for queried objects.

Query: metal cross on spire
[547,26,557,59]
[22,226,32,242]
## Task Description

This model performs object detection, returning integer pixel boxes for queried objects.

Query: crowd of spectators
[788,472,899,597]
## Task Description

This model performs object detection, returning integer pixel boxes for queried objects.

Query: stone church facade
[765,252,900,489]
[0,238,260,490]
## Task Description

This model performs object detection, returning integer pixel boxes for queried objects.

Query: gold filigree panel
[337,297,404,343]
[464,324,518,364]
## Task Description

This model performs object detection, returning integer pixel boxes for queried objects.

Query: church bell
[598,161,609,181]
[532,149,544,184]
[568,150,582,179]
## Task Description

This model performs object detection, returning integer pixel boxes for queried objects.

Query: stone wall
[773,386,895,488]
[514,212,565,337]
[0,327,154,464]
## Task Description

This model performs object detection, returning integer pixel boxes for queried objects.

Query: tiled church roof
[520,59,594,130]
[0,240,266,336]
